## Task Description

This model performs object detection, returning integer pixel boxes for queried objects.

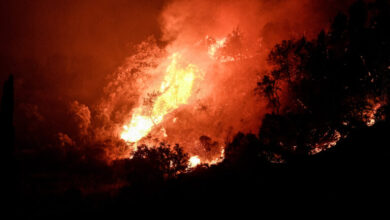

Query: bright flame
[189,156,201,168]
[207,37,226,58]
[207,36,238,63]
[188,147,225,169]
[365,103,382,127]
[120,114,154,142]
[208,148,225,165]
[121,53,201,143]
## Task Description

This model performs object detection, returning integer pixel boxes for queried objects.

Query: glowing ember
[208,148,225,165]
[121,53,201,143]
[364,103,382,127]
[207,37,226,58]
[206,35,240,63]
[189,147,225,168]
[188,155,201,168]
[310,130,342,155]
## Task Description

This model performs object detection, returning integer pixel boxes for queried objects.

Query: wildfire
[120,53,201,144]
[207,36,226,58]
[188,156,201,168]
[364,103,382,127]
[206,35,240,63]
[118,32,244,164]
[188,147,225,168]
[121,114,154,143]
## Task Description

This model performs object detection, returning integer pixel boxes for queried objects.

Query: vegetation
[1,0,389,217]
[257,0,390,157]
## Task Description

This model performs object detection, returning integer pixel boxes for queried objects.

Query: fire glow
[120,52,201,143]
[114,30,259,164]
[188,156,201,168]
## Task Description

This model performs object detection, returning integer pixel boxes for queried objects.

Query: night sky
[0,0,388,217]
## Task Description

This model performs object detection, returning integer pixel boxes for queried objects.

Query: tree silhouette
[7,1,390,216]
[256,0,390,159]
[0,75,16,214]
[257,75,281,114]
[1,75,14,150]
[132,143,189,178]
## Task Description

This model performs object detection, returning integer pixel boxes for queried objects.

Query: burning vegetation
[92,0,388,166]
[120,52,202,143]
[1,0,390,216]
[94,27,266,163]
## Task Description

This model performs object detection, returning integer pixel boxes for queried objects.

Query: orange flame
[121,52,201,144]
[207,36,226,58]
[188,155,201,168]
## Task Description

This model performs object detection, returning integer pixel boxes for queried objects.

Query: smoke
[69,101,91,138]
[160,0,355,49]
[148,0,356,158]
[92,0,357,161]
[0,0,165,149]
[1,0,356,160]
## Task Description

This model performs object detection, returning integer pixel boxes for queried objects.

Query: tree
[224,133,262,167]
[0,75,16,213]
[257,75,281,114]
[132,143,189,178]
[256,0,390,160]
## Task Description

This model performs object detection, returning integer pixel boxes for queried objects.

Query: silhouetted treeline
[2,0,389,217]
[257,0,390,158]
[1,75,14,153]
[0,75,16,213]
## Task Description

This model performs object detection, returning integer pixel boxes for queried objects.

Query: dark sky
[0,0,165,104]
[0,0,167,146]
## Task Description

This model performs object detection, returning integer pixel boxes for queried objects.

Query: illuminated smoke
[88,0,357,162]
